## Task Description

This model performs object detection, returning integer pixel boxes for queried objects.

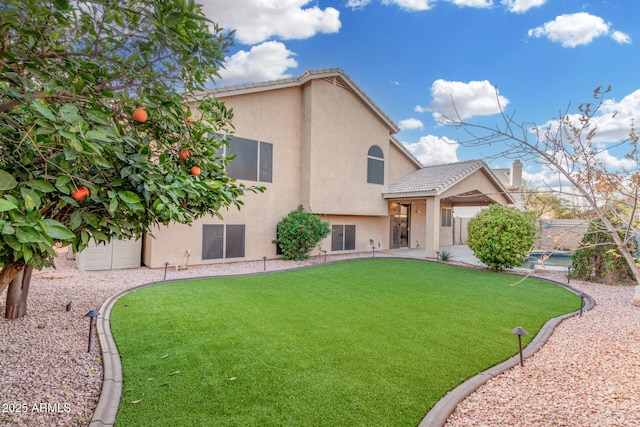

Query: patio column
[424,197,440,258]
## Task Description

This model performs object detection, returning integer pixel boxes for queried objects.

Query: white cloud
[522,167,572,192]
[501,0,546,13]
[611,30,632,44]
[447,0,493,8]
[382,0,437,11]
[402,135,459,166]
[539,89,640,144]
[219,41,298,84]
[399,118,424,130]
[347,0,373,9]
[528,12,617,48]
[200,0,341,45]
[417,79,509,122]
[594,149,636,170]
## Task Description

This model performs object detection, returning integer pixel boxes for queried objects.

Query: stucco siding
[304,78,390,216]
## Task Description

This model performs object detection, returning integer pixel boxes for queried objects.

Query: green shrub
[572,219,636,284]
[273,205,332,260]
[467,204,536,270]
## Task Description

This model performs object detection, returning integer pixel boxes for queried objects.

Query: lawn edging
[418,278,595,427]
[88,261,595,427]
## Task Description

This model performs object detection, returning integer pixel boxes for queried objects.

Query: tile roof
[384,160,488,196]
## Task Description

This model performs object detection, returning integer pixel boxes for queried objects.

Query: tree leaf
[21,188,41,212]
[0,198,18,212]
[86,129,111,142]
[108,197,119,213]
[0,170,18,191]
[31,100,57,121]
[16,226,46,243]
[70,210,82,230]
[118,190,140,204]
[41,219,75,240]
[26,180,56,193]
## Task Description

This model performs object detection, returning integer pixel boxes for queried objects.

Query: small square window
[441,208,452,227]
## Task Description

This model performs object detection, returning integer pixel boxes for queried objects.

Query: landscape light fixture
[163,261,170,280]
[263,256,267,271]
[578,292,587,317]
[85,310,100,352]
[511,326,529,367]
[372,247,375,258]
[436,251,440,262]
[567,265,572,284]
[322,250,327,263]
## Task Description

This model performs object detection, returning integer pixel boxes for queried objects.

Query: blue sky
[199,0,639,188]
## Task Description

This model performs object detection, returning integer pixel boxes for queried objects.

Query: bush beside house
[467,204,536,270]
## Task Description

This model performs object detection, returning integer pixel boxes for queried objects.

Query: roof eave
[383,190,438,199]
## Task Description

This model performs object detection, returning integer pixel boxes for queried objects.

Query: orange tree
[0,0,262,318]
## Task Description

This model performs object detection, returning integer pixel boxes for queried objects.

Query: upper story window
[367,145,384,185]
[219,136,273,183]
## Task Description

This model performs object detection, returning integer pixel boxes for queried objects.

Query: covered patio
[383,160,517,258]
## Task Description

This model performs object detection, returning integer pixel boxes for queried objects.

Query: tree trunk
[5,265,33,319]
[0,263,22,300]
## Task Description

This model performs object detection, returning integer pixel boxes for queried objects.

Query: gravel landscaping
[1,250,639,426]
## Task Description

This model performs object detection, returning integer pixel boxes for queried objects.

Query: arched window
[367,145,384,184]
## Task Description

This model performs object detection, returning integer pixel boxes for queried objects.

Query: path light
[579,292,587,317]
[372,247,375,258]
[85,310,100,352]
[567,264,572,284]
[322,250,327,263]
[163,261,170,280]
[436,251,440,262]
[511,326,529,367]
[263,256,267,271]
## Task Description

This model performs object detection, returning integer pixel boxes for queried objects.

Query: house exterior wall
[303,78,391,216]
[143,73,418,268]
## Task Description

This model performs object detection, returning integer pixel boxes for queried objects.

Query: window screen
[259,142,273,182]
[344,225,356,250]
[225,225,245,258]
[202,224,245,259]
[227,136,258,181]
[367,145,384,185]
[222,136,273,183]
[441,208,452,227]
[331,225,356,251]
[202,224,224,259]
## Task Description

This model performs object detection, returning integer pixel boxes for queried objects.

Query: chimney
[510,160,522,189]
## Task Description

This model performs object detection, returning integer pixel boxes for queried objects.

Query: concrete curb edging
[418,281,596,427]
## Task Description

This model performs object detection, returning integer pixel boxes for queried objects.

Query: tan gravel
[1,251,639,426]
[446,273,640,427]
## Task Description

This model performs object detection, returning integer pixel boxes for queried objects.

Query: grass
[110,258,579,426]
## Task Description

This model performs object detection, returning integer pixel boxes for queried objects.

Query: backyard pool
[523,252,573,269]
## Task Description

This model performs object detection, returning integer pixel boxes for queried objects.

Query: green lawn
[110,258,579,426]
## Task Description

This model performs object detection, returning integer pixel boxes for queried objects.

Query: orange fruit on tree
[132,107,148,123]
[71,186,89,202]
[190,165,201,176]
[178,149,190,160]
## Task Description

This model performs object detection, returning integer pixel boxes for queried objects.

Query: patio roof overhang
[440,190,500,206]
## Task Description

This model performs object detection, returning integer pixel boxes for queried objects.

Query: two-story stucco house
[142,69,515,268]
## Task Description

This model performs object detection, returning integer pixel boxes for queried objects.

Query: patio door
[389,203,411,249]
